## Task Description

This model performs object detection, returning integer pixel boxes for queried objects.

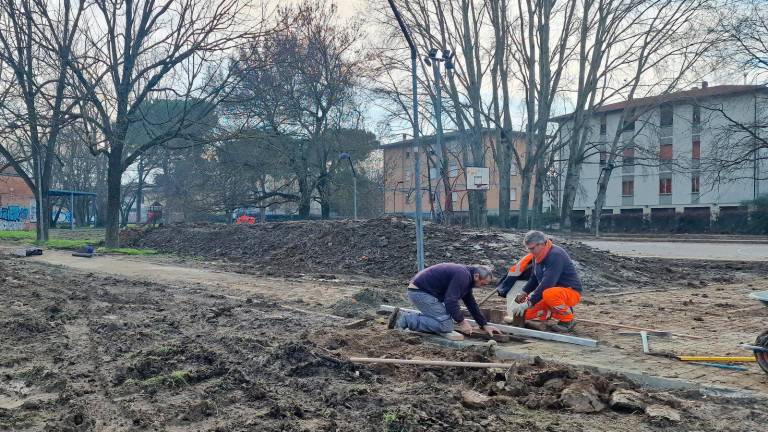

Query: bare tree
[232,0,368,219]
[698,0,768,191]
[590,0,717,234]
[507,0,579,228]
[0,0,85,241]
[66,0,256,247]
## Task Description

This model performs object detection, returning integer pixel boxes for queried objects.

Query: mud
[2,257,767,431]
[121,218,768,292]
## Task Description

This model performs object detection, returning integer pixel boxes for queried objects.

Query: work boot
[524,320,548,331]
[550,320,576,333]
[387,308,402,329]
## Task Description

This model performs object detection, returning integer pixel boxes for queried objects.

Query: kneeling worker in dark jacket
[509,231,583,333]
[388,263,501,339]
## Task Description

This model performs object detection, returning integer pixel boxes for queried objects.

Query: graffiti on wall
[0,203,32,231]
[0,205,30,221]
[0,220,24,230]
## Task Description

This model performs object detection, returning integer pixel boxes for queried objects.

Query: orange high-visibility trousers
[524,287,581,322]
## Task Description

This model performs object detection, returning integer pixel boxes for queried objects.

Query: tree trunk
[518,164,533,229]
[105,152,123,248]
[592,167,612,235]
[136,157,144,224]
[298,177,312,218]
[531,160,546,227]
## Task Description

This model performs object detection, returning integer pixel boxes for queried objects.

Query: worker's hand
[510,300,530,317]
[514,292,529,304]
[457,320,474,335]
[495,276,507,297]
[482,325,501,336]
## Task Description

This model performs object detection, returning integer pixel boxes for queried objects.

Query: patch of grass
[46,239,94,249]
[382,411,398,424]
[0,231,156,255]
[98,247,158,256]
[138,370,191,388]
[0,231,35,240]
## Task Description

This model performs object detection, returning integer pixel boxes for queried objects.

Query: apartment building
[382,129,528,219]
[551,83,768,227]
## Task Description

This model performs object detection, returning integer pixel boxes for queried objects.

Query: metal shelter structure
[48,189,98,230]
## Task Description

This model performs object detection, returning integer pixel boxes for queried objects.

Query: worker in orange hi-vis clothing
[508,230,583,333]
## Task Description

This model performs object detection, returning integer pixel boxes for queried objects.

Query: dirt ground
[2,238,768,431]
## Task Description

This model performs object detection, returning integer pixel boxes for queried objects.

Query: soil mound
[121,217,766,290]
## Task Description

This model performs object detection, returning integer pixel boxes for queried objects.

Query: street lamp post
[388,0,425,271]
[339,152,357,220]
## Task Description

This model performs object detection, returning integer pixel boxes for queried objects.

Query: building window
[510,161,518,176]
[600,115,607,135]
[451,192,459,202]
[692,105,701,126]
[660,103,673,127]
[429,167,439,179]
[622,109,635,132]
[659,144,673,162]
[405,151,410,159]
[448,160,459,177]
[692,175,700,193]
[622,179,634,197]
[622,147,635,166]
[692,140,700,160]
[659,176,672,195]
[510,187,517,201]
[599,143,607,167]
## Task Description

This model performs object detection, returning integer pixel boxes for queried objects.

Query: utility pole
[425,48,454,224]
[339,152,357,219]
[388,0,424,271]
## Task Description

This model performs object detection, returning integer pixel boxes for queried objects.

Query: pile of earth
[120,217,768,291]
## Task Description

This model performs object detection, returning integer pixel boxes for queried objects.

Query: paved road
[583,240,768,261]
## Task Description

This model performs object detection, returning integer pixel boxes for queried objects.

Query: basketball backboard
[465,166,490,190]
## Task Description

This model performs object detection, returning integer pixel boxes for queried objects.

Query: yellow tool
[678,356,756,363]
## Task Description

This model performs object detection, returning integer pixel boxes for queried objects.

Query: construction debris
[609,389,647,412]
[14,247,42,257]
[461,390,492,409]
[560,382,606,413]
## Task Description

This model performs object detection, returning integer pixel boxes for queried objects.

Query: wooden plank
[350,357,513,368]
[579,318,704,340]
[344,318,370,329]
[379,305,598,347]
[678,356,756,363]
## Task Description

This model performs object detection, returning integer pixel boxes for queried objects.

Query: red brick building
[0,167,36,230]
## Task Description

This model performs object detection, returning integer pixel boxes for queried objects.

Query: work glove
[509,299,531,317]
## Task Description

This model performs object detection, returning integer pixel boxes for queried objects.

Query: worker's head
[524,230,548,254]
[469,265,494,287]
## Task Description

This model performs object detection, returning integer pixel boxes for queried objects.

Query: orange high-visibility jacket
[496,253,533,297]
